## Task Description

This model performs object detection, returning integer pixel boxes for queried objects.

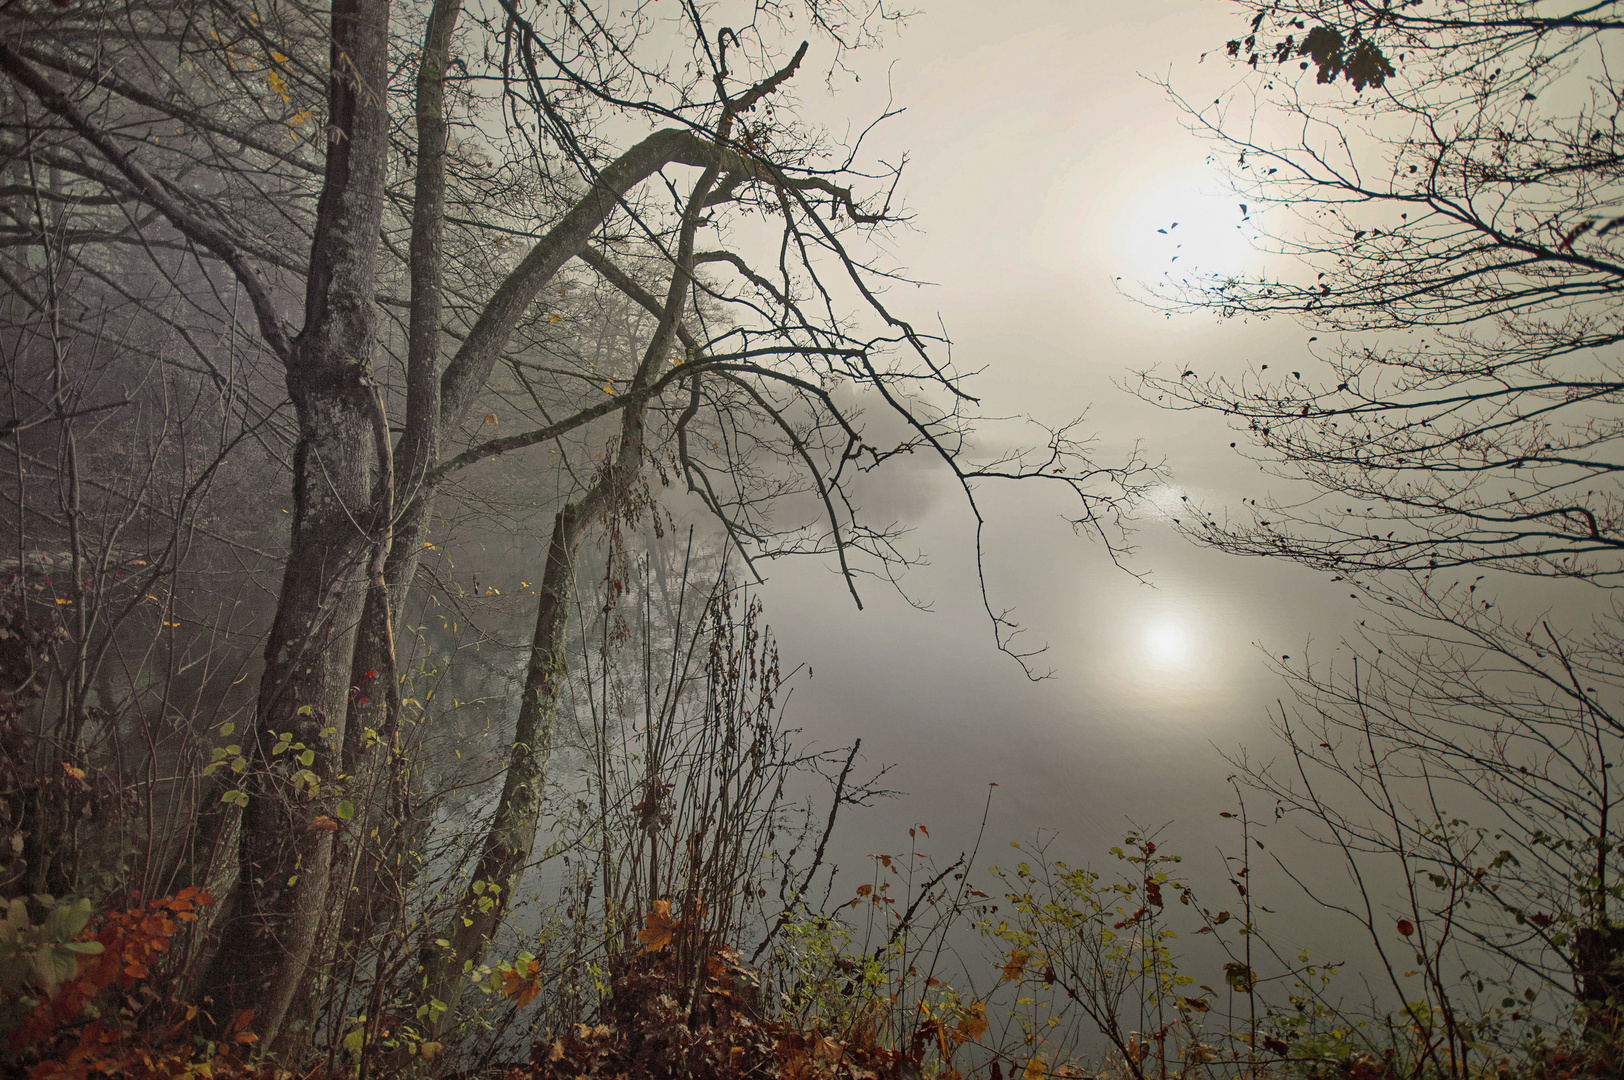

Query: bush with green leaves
[0,896,103,1035]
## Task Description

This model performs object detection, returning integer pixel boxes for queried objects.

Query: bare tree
[1141,0,1624,579]
[1240,582,1624,1046]
[1,0,1151,1053]
[1132,0,1624,1040]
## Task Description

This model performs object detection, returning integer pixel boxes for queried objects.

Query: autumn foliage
[524,926,978,1080]
[2,888,265,1080]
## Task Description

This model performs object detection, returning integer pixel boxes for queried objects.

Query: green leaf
[335,799,356,821]
[43,898,93,942]
[220,722,234,736]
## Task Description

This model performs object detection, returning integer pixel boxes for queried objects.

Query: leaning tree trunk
[411,496,595,1042]
[198,0,394,1053]
[409,140,722,1051]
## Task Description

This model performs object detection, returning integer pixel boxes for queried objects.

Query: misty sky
[683,0,1386,939]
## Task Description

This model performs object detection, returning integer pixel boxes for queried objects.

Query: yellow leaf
[61,764,85,780]
[1023,1059,1047,1080]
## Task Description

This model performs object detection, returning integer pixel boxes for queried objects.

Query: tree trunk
[311,0,464,1031]
[413,498,592,1041]
[198,0,393,1053]
[409,142,720,1049]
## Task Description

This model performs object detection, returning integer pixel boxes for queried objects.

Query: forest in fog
[1,0,1623,1078]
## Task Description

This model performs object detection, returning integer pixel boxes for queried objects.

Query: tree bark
[343,0,461,778]
[320,5,464,1021]
[198,0,393,1052]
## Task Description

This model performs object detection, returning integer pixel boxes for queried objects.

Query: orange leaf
[1001,949,1029,982]
[637,900,680,953]
[500,958,541,1008]
[954,1002,988,1043]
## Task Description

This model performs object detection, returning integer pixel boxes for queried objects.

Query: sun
[1142,616,1194,668]
[1111,168,1258,284]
